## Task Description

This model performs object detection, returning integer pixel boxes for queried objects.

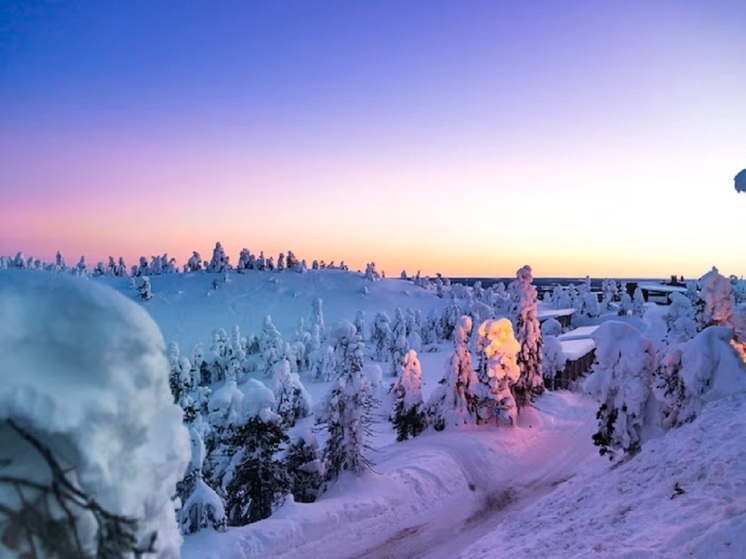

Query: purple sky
[2,1,745,277]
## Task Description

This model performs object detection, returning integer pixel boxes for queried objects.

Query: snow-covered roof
[558,325,600,340]
[537,308,576,320]
[560,338,596,361]
[637,282,687,294]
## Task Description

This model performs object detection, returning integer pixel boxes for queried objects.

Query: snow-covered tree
[284,431,322,504]
[54,250,66,271]
[600,278,618,312]
[696,267,739,333]
[427,316,479,429]
[421,308,441,346]
[474,318,521,426]
[72,255,87,277]
[309,298,325,338]
[168,342,193,405]
[541,335,566,391]
[406,309,423,352]
[211,380,289,526]
[664,292,697,345]
[223,413,290,525]
[260,315,284,376]
[316,322,374,485]
[632,286,646,318]
[138,276,152,300]
[550,284,571,309]
[272,359,312,427]
[618,288,633,316]
[390,350,426,441]
[668,326,746,425]
[540,317,562,337]
[178,428,227,534]
[364,262,381,281]
[186,251,202,272]
[207,242,228,273]
[584,321,657,457]
[354,310,366,341]
[653,345,686,429]
[371,311,392,361]
[509,265,544,408]
[389,309,410,376]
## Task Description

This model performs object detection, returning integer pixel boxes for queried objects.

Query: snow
[637,282,688,294]
[537,307,576,320]
[558,325,600,339]
[4,265,746,559]
[459,392,746,559]
[0,269,190,557]
[560,337,596,360]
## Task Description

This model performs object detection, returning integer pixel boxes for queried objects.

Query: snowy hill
[97,269,447,352]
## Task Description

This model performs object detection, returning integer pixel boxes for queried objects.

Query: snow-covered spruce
[316,321,374,486]
[427,315,480,429]
[509,265,544,408]
[584,321,657,457]
[389,349,426,441]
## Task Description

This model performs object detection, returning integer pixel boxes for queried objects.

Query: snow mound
[0,269,190,557]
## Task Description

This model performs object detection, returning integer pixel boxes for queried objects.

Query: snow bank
[0,269,190,557]
[459,392,746,559]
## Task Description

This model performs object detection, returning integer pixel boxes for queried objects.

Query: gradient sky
[2,1,746,278]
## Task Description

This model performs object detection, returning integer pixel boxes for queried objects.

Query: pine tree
[177,427,227,534]
[632,286,646,318]
[207,242,228,273]
[284,433,322,503]
[223,414,290,525]
[371,311,392,361]
[272,359,312,427]
[138,276,152,300]
[509,265,544,408]
[317,322,374,486]
[390,350,426,441]
[260,315,284,376]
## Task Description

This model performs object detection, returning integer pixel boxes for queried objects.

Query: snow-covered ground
[2,266,745,558]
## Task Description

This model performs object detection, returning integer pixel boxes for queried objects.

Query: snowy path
[350,395,599,559]
[184,392,602,559]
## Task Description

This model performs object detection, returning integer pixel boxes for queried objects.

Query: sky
[1,0,746,279]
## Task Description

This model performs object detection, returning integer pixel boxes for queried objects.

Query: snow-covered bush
[541,335,566,390]
[672,326,746,424]
[540,317,563,337]
[0,270,189,558]
[585,321,657,457]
